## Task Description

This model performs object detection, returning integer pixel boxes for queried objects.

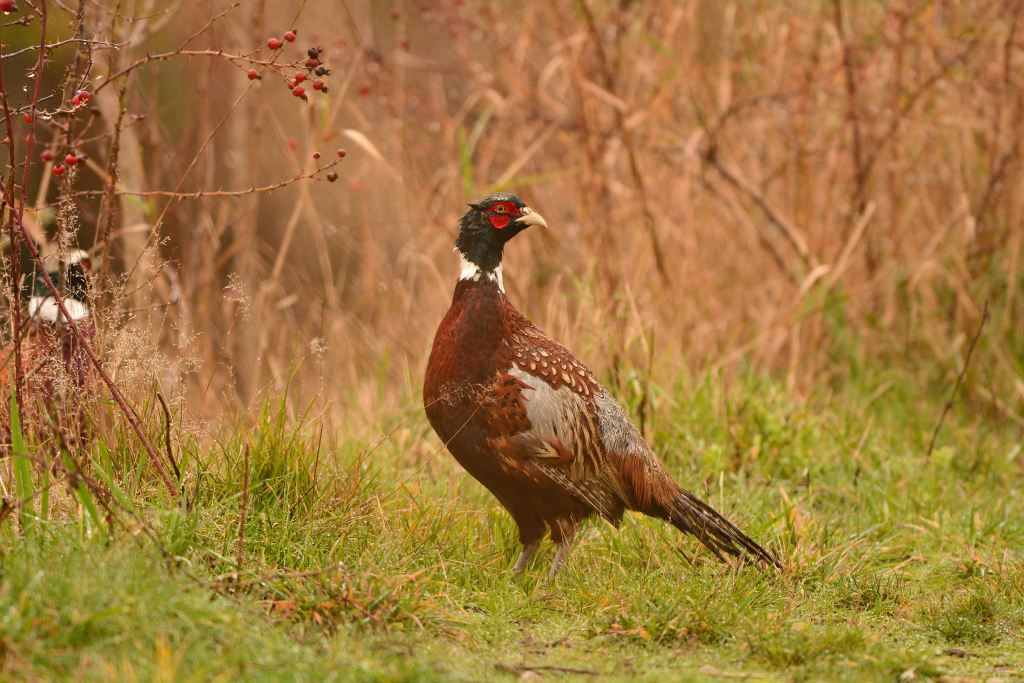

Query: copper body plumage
[424,193,779,575]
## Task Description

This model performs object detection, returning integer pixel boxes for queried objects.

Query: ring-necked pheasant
[424,193,779,575]
[0,249,95,437]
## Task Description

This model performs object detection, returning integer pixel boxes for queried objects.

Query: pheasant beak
[515,206,548,229]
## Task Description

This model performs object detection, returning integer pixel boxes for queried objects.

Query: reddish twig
[1,37,118,60]
[62,156,344,200]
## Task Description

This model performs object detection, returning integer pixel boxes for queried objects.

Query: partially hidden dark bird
[424,193,780,576]
[0,249,95,434]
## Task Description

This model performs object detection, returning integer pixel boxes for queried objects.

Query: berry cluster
[44,148,87,176]
[254,30,332,103]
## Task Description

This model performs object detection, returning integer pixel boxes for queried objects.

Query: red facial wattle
[487,201,520,229]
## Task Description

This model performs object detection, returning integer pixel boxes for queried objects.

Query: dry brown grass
[9,0,1024,428]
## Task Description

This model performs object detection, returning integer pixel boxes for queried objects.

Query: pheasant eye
[493,204,507,214]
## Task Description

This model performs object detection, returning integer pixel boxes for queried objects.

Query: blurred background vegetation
[7,0,1022,435]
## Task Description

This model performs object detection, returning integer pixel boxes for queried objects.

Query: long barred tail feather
[668,488,781,570]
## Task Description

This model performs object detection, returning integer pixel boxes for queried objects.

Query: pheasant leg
[513,541,540,573]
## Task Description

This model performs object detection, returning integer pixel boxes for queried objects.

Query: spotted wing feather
[508,319,780,568]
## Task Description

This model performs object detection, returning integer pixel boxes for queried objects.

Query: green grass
[1,363,1023,682]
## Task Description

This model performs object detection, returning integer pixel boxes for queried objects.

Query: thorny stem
[93,49,303,95]
[60,157,344,201]
[1,37,117,61]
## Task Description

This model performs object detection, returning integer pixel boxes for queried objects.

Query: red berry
[248,69,258,80]
[53,165,65,176]
[284,30,296,42]
[78,91,90,102]
[313,151,321,159]
[358,83,371,97]
[24,134,31,143]
[41,150,53,161]
[313,79,324,91]
[65,154,78,166]
[286,138,299,151]
[72,95,80,107]
[326,172,338,182]
[294,72,305,83]
[390,8,400,19]
[292,86,305,97]
[0,0,16,12]
[23,113,30,122]
[309,58,319,68]
[337,149,346,158]
[268,37,281,49]
[398,37,409,50]
[288,80,296,89]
